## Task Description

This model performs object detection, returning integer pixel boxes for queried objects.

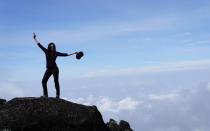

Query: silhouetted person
[33,32,78,98]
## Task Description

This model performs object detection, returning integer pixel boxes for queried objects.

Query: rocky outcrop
[106,119,133,131]
[0,97,133,131]
[0,97,109,131]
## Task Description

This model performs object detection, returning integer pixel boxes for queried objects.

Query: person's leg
[42,69,52,97]
[53,67,60,98]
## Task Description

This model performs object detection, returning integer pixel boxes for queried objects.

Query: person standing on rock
[33,32,78,99]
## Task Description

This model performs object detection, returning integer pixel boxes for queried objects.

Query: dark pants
[42,66,60,97]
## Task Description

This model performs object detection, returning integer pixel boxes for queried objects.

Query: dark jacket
[37,43,68,68]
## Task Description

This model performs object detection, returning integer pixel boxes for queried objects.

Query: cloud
[0,82,24,99]
[33,6,210,45]
[148,93,179,101]
[7,69,209,131]
[64,66,210,130]
[117,97,140,111]
[186,40,210,46]
[70,95,140,113]
[195,40,210,45]
[82,59,210,78]
[117,82,210,131]
[0,13,178,46]
[2,59,210,131]
[97,97,140,113]
[68,97,84,103]
[29,14,182,45]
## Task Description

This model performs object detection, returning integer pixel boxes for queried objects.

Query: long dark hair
[48,43,56,55]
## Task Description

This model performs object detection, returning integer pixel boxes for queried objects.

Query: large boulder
[0,97,109,131]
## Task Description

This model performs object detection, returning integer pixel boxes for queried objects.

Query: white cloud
[84,95,94,105]
[97,97,140,113]
[69,95,140,113]
[82,59,210,78]
[117,97,140,111]
[64,80,210,131]
[119,82,210,131]
[195,40,210,44]
[96,97,117,112]
[148,93,179,101]
[187,40,210,46]
[69,97,84,103]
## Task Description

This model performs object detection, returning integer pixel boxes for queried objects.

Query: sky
[1,0,210,130]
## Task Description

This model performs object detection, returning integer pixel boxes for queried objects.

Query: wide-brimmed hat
[76,51,84,60]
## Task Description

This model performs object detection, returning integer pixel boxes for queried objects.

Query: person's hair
[48,43,56,54]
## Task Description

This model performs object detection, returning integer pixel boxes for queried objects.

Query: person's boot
[40,94,48,98]
[56,95,60,99]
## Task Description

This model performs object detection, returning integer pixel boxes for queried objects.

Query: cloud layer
[70,96,140,113]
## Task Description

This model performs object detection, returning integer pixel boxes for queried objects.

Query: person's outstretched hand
[33,32,36,39]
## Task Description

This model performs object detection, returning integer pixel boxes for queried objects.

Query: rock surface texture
[0,97,109,131]
[0,97,133,131]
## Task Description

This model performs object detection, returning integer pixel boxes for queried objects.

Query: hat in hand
[76,51,84,60]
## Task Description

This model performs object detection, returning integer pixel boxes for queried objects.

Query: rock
[0,97,109,131]
[119,120,133,131]
[106,119,133,131]
[0,99,6,105]
[106,119,122,131]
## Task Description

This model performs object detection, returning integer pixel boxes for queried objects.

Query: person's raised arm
[56,51,78,56]
[33,32,47,53]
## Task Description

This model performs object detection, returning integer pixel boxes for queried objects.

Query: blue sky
[1,0,210,130]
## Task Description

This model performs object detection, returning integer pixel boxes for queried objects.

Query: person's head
[48,43,56,52]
